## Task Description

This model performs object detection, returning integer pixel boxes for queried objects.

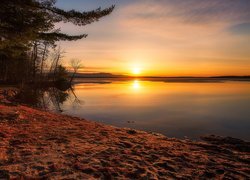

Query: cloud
[125,0,250,25]
[229,23,250,36]
[116,0,250,48]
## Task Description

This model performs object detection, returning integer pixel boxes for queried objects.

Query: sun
[132,67,141,75]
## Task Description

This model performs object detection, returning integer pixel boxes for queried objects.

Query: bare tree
[70,59,82,83]
[48,47,65,81]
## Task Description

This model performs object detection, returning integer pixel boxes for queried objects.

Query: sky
[56,0,250,76]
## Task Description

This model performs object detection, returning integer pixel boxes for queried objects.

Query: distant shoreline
[73,73,250,79]
[72,76,250,84]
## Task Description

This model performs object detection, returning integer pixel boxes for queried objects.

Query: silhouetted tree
[0,0,114,83]
[70,59,82,83]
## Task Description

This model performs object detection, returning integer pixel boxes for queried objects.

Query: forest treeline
[0,0,114,84]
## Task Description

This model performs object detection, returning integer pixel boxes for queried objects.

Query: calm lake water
[18,79,249,140]
[49,79,250,141]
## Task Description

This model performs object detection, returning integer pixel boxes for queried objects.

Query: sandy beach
[0,98,249,179]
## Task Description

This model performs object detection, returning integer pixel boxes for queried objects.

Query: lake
[48,79,249,141]
[18,79,250,140]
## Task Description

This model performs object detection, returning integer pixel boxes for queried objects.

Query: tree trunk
[40,43,47,80]
[32,42,38,81]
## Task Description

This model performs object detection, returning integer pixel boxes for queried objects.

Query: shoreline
[0,101,249,179]
[72,77,250,85]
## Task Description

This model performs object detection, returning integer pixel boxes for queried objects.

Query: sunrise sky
[56,0,250,76]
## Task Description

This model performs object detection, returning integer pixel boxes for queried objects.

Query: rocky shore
[0,90,249,179]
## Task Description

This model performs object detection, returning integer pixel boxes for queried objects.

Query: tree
[0,0,115,83]
[70,59,82,83]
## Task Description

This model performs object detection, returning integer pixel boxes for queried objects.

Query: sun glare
[132,67,141,75]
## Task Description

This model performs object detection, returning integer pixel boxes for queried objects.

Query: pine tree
[0,0,114,83]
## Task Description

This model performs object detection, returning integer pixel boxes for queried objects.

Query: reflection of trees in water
[47,87,69,112]
[14,86,83,112]
[69,87,83,110]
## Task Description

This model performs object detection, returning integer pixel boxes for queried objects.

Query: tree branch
[39,32,88,41]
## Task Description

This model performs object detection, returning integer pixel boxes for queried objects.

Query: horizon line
[73,72,250,78]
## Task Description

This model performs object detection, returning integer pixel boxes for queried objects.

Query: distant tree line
[0,0,114,84]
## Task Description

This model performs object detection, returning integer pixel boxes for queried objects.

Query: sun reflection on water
[132,80,141,90]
